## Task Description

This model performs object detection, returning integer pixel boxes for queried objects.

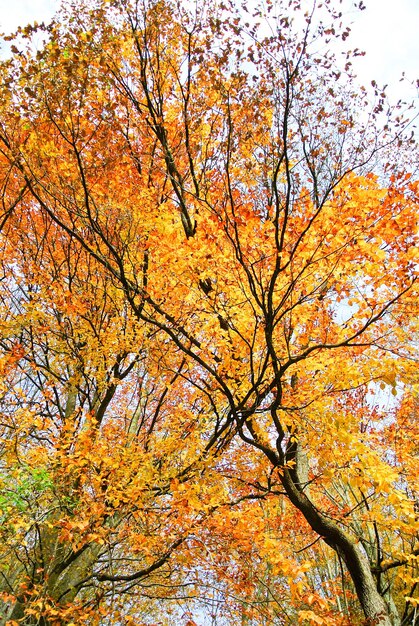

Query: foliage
[0,0,418,624]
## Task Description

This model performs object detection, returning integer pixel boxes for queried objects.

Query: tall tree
[0,0,418,623]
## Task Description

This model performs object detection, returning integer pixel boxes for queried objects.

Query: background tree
[0,0,418,624]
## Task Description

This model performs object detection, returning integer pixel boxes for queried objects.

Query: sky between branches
[0,0,418,105]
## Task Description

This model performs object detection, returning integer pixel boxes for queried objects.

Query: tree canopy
[0,0,418,624]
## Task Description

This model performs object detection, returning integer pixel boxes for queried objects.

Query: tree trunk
[0,525,102,625]
[280,468,392,625]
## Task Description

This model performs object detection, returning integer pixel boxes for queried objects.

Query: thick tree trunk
[280,468,392,625]
[0,526,102,625]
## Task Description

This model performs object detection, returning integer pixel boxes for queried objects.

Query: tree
[0,0,418,623]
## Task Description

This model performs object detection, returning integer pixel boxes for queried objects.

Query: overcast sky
[0,0,418,103]
[344,0,418,102]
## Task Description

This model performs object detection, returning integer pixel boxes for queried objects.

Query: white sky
[343,0,418,103]
[0,0,418,103]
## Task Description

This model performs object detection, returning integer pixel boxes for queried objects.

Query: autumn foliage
[0,0,418,624]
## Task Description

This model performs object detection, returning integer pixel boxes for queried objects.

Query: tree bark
[280,468,392,625]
